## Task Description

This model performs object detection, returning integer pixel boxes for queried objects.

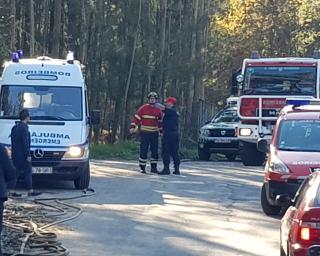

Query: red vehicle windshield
[277,120,320,151]
[243,66,316,96]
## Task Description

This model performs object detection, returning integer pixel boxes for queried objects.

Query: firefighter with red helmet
[130,92,163,173]
[158,97,180,175]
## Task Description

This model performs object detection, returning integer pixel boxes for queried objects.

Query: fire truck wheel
[240,141,265,166]
[198,148,210,161]
[261,183,281,216]
[225,153,236,161]
[74,162,90,189]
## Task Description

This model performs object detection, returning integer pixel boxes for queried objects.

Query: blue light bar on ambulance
[286,98,320,107]
[12,52,19,63]
[17,49,23,58]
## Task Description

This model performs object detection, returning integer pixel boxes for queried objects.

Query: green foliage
[6,0,320,144]
[208,0,320,100]
[90,141,140,160]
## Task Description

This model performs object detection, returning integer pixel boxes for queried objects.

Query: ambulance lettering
[31,132,70,145]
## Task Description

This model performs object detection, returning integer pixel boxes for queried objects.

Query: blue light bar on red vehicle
[286,98,320,107]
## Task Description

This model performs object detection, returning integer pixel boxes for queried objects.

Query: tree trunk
[30,0,35,56]
[10,0,16,50]
[159,0,167,99]
[80,0,88,64]
[52,0,62,57]
[42,0,50,55]
[120,0,142,140]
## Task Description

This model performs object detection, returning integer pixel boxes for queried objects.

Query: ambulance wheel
[198,148,210,161]
[225,153,236,161]
[240,141,265,166]
[261,183,281,216]
[74,162,90,189]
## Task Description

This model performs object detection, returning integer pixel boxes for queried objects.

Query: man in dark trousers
[130,92,163,174]
[158,97,180,175]
[9,109,41,196]
[0,144,16,256]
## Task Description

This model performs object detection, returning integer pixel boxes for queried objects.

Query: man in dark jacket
[0,144,16,256]
[9,109,41,197]
[158,97,180,175]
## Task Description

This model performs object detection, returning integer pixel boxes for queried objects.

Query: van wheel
[74,162,90,190]
[261,183,281,216]
[225,153,236,161]
[198,148,210,161]
[240,141,265,166]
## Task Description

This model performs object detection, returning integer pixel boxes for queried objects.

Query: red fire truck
[235,54,319,166]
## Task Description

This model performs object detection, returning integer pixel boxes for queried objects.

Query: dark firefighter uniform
[10,121,32,190]
[0,145,15,256]
[131,104,163,172]
[160,97,180,175]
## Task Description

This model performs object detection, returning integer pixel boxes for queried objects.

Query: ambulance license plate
[32,167,53,174]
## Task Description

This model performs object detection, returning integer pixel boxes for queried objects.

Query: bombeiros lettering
[15,70,71,76]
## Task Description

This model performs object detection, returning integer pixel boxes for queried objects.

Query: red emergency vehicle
[278,171,320,256]
[257,99,320,216]
[235,54,319,166]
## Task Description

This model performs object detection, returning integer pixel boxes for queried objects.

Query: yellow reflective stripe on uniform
[135,114,141,120]
[150,159,158,163]
[139,158,147,163]
[141,115,157,119]
[141,126,159,132]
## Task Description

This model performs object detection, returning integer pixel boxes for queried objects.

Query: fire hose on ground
[2,188,96,256]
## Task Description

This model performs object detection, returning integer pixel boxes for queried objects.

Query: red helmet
[165,97,177,104]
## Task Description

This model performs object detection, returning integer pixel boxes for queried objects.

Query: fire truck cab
[236,55,320,166]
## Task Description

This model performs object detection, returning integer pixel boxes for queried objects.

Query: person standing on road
[9,109,41,197]
[0,144,16,256]
[158,97,180,175]
[130,92,163,174]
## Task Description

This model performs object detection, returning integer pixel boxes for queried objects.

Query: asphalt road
[37,160,280,256]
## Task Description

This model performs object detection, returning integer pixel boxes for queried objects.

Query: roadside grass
[90,141,140,160]
[90,140,199,160]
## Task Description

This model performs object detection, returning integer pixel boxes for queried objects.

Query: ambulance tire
[198,148,210,161]
[240,141,265,166]
[74,162,90,190]
[261,183,281,216]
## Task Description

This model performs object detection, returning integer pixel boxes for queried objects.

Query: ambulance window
[85,89,88,116]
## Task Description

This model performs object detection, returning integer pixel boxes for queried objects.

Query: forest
[0,0,319,144]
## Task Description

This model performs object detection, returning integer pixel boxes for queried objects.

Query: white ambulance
[0,52,100,189]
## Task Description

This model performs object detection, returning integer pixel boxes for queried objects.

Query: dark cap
[19,109,30,121]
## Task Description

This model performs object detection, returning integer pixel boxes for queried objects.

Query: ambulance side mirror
[90,110,101,125]
[257,139,269,153]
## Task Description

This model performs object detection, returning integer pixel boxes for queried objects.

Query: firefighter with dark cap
[158,97,180,175]
[130,92,163,174]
